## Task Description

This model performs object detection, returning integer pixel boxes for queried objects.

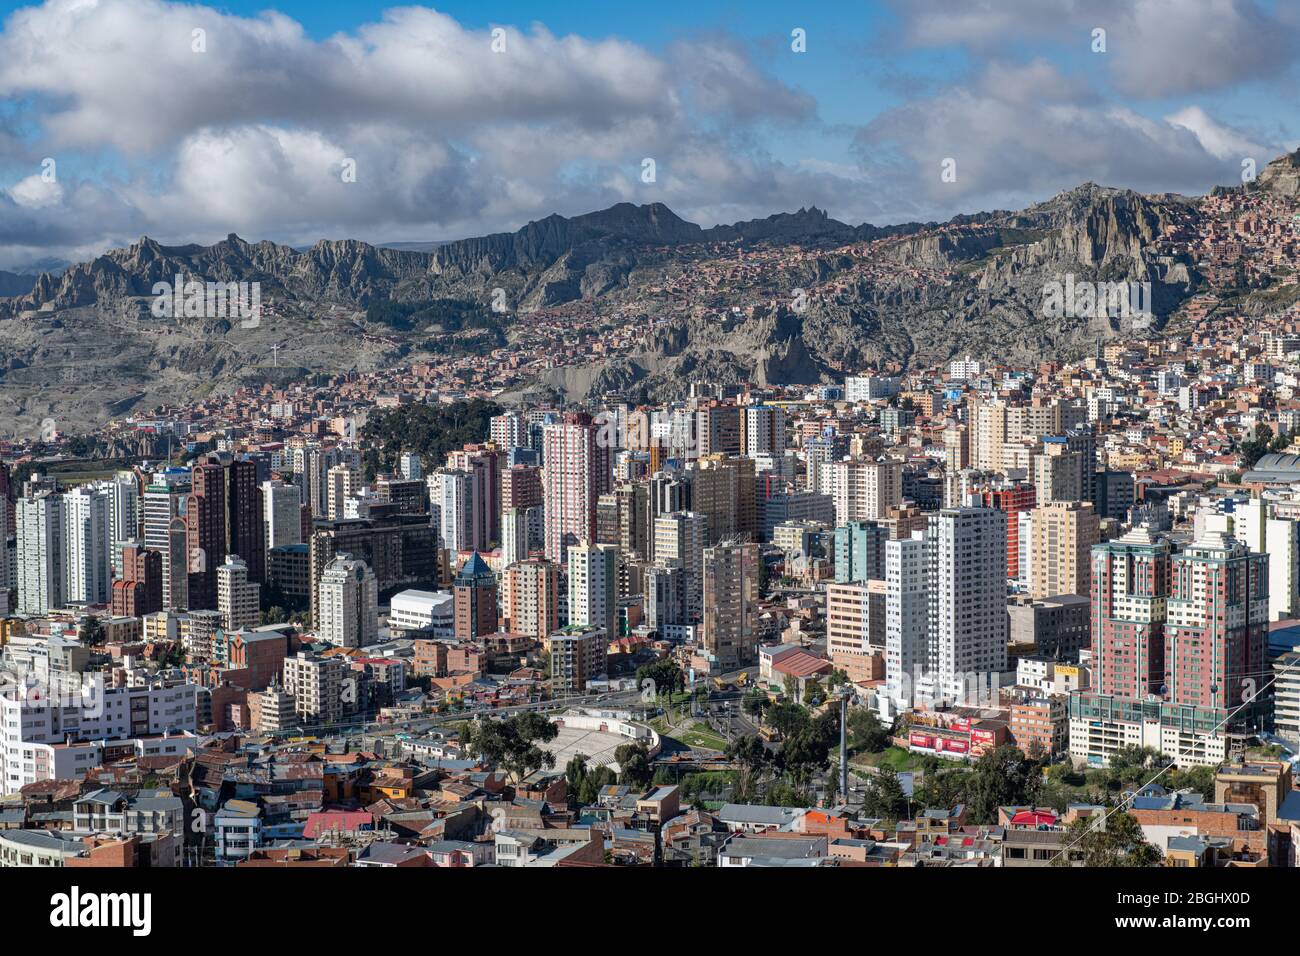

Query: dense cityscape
[3,1,1299,939]
[3,266,1300,870]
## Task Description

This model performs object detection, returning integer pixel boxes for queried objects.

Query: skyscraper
[217,554,261,631]
[447,444,503,547]
[502,557,560,644]
[567,540,619,634]
[17,493,64,614]
[687,455,755,544]
[104,474,140,571]
[63,485,112,606]
[399,452,424,481]
[263,479,303,552]
[653,511,707,622]
[542,413,599,563]
[1029,500,1100,599]
[644,562,690,634]
[742,404,785,459]
[501,505,541,567]
[700,541,759,670]
[326,463,362,520]
[317,553,378,649]
[833,520,888,583]
[1165,529,1268,716]
[978,482,1036,580]
[226,458,265,585]
[112,542,163,618]
[925,507,1008,705]
[1090,525,1173,700]
[885,534,927,710]
[1235,497,1300,621]
[185,459,225,611]
[427,468,473,555]
[833,458,903,525]
[453,551,498,640]
[142,468,190,610]
[695,402,741,457]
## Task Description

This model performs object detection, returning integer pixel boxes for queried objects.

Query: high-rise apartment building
[687,455,756,544]
[1235,497,1300,621]
[184,459,226,610]
[742,404,785,459]
[453,551,498,640]
[833,458,903,525]
[978,483,1036,580]
[653,511,707,621]
[542,414,599,563]
[833,520,888,583]
[142,468,190,610]
[695,403,741,457]
[63,485,112,606]
[225,458,265,585]
[111,542,163,618]
[1089,525,1174,700]
[427,469,473,555]
[700,541,759,670]
[1165,529,1268,715]
[550,625,607,696]
[567,540,619,635]
[885,533,928,709]
[925,507,1008,705]
[326,463,362,521]
[1029,500,1099,599]
[317,553,378,649]
[17,493,63,614]
[826,579,886,660]
[501,557,560,644]
[216,554,261,631]
[263,479,303,552]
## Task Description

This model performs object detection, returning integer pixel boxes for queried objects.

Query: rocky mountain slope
[3,154,1297,433]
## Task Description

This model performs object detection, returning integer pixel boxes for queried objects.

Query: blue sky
[0,0,1297,269]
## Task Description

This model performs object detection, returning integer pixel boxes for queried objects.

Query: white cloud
[853,61,1286,219]
[0,0,1294,270]
[0,0,834,265]
[7,172,62,209]
[1164,106,1268,162]
[886,0,1300,98]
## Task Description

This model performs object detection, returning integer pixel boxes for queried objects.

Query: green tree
[461,712,559,783]
[726,735,774,802]
[742,689,769,718]
[635,659,684,699]
[361,399,502,479]
[914,767,970,811]
[78,616,106,646]
[766,702,810,739]
[1053,807,1160,867]
[847,707,891,754]
[615,741,654,790]
[781,729,830,786]
[862,769,909,821]
[965,745,1040,824]
[1239,423,1273,469]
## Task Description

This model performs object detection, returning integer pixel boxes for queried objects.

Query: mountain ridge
[2,150,1297,433]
